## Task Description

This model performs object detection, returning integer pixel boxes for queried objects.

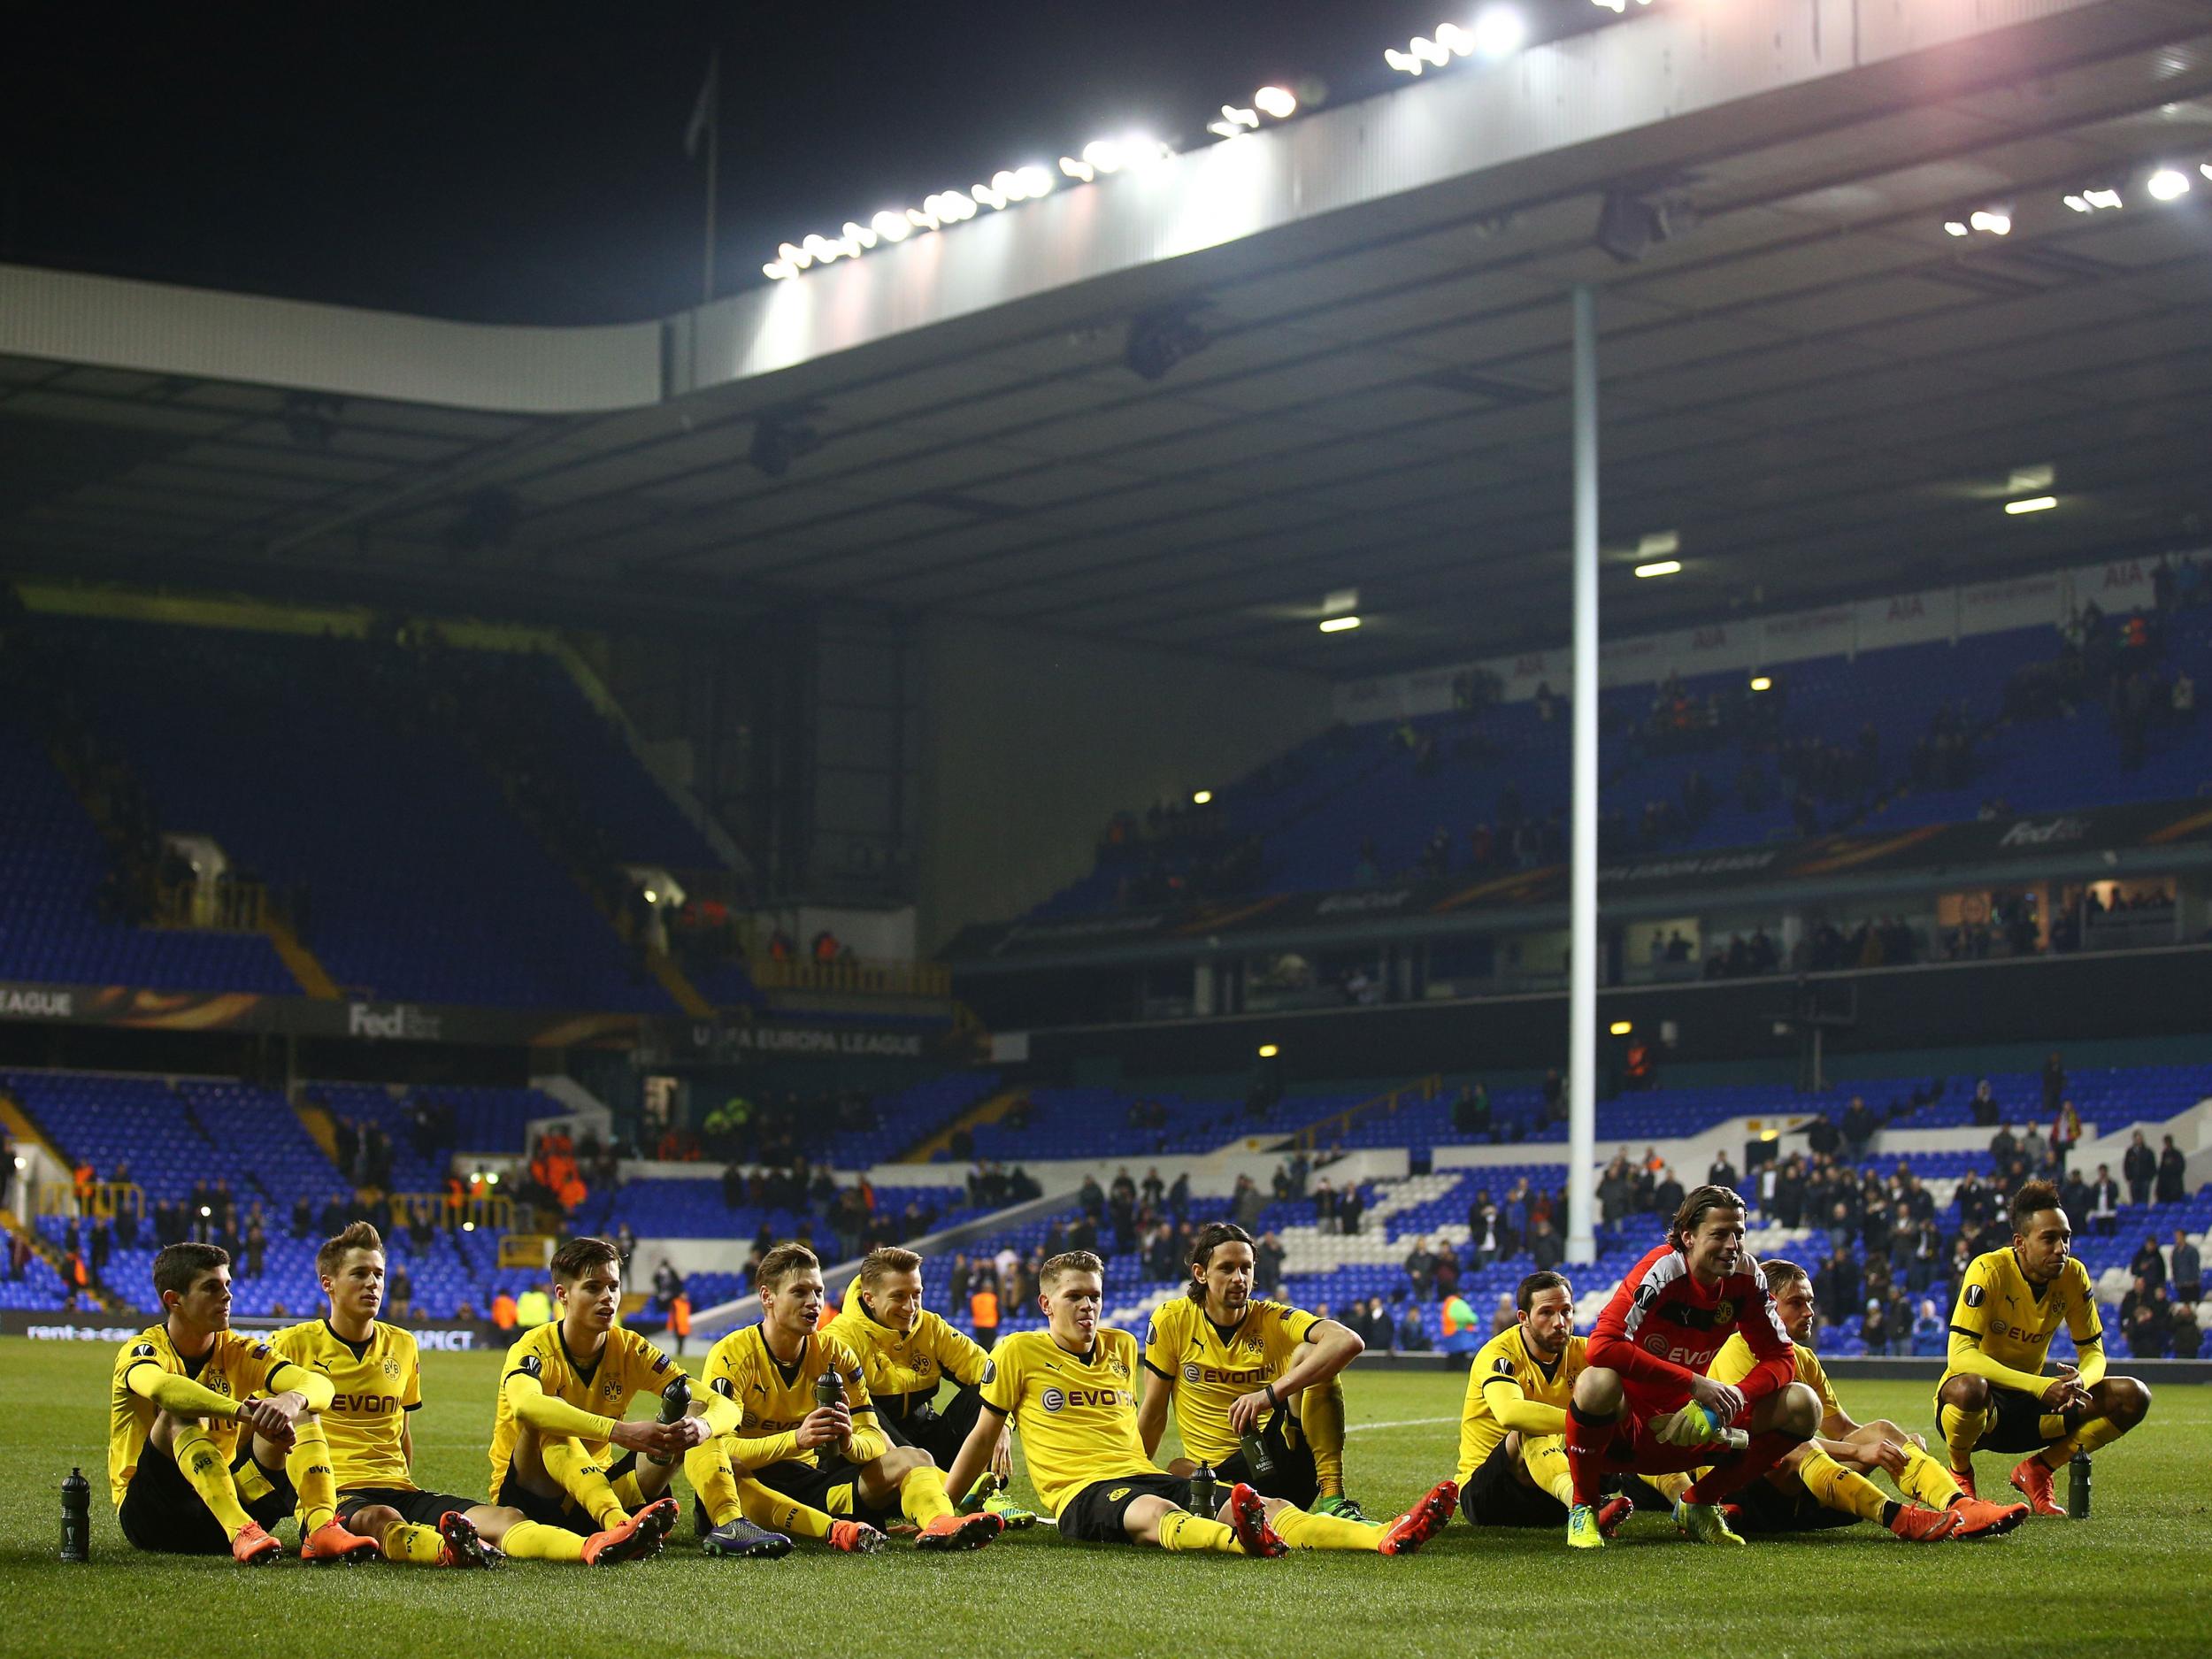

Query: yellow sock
[1270,1504,1386,1552]
[685,1440,744,1527]
[898,1464,956,1526]
[381,1520,446,1564]
[2043,1415,2126,1467]
[539,1437,625,1530]
[741,1478,835,1540]
[1897,1445,1962,1509]
[2037,1411,2069,1443]
[1158,1510,1242,1552]
[1939,1402,1989,1471]
[501,1519,586,1562]
[170,1421,255,1538]
[1522,1435,1576,1508]
[1648,1469,1696,1504]
[284,1415,339,1533]
[1799,1450,1890,1524]
[1301,1380,1348,1500]
[611,1471,648,1512]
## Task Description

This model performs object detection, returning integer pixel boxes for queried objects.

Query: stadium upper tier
[1033,613,2211,918]
[0,614,745,1009]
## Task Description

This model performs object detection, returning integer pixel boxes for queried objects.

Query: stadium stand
[1035,609,2212,920]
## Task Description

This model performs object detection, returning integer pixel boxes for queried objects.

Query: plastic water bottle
[648,1374,692,1467]
[60,1467,90,1563]
[1239,1427,1278,1480]
[2068,1452,2091,1519]
[1188,1464,1219,1517]
[815,1369,845,1411]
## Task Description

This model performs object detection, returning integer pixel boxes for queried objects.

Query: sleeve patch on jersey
[981,1359,996,1386]
[712,1375,734,1397]
[1633,1282,1659,1309]
[1494,1356,1517,1376]
[518,1354,542,1378]
[1963,1285,1985,1309]
[651,1352,671,1374]
[131,1342,157,1358]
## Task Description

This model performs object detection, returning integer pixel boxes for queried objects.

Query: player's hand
[234,1396,297,1449]
[610,1418,687,1457]
[1227,1388,1274,1434]
[1688,1374,1745,1425]
[795,1404,851,1450]
[990,1429,1014,1482]
[668,1413,711,1451]
[2040,1365,2087,1412]
[1164,1456,1198,1478]
[1650,1404,1719,1448]
[1860,1438,1909,1479]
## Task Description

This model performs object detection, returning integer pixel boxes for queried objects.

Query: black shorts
[1937,1380,2051,1455]
[494,1449,640,1537]
[1728,1475,1860,1534]
[750,1453,887,1523]
[1212,1410,1319,1509]
[335,1487,484,1529]
[1459,1437,1565,1528]
[878,1386,986,1471]
[118,1442,295,1555]
[1057,1472,1194,1544]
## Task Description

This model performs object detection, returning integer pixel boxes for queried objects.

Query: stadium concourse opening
[2,0,2211,1643]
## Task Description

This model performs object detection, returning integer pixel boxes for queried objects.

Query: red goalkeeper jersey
[1588,1242,1796,1403]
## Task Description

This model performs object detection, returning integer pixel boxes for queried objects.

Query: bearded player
[1936,1179,2152,1514]
[943,1249,1455,1555]
[1138,1223,1371,1520]
[1643,1258,2026,1540]
[1563,1184,1820,1548]
[1455,1270,1631,1537]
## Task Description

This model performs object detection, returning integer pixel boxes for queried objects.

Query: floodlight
[1749,677,1771,692]
[1318,616,1362,633]
[2004,496,2057,515]
[1633,559,1682,578]
[1473,7,1528,57]
[2147,168,2191,202]
[1193,790,1213,805]
[1254,86,1296,119]
[1609,1021,1633,1036]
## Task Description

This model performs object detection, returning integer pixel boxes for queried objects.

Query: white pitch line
[1347,1415,1459,1433]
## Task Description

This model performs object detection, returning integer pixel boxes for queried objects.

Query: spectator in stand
[1402,1237,1436,1300]
[2041,1052,2067,1117]
[1527,1217,1563,1271]
[1969,1079,2001,1128]
[2171,1300,2202,1361]
[2089,1164,2120,1235]
[1988,1123,2018,1166]
[1913,1298,1946,1357]
[2050,1099,2082,1179]
[1706,1151,1740,1191]
[2123,1131,2157,1207]
[1541,1069,1566,1124]
[2131,1234,2168,1292]
[1818,1243,1862,1320]
[1488,1292,1517,1337]
[2172,1229,2202,1307]
[1839,1096,1877,1161]
[1651,1164,1684,1220]
[968,1272,1000,1351]
[1397,1298,1427,1352]
[1452,1081,1491,1141]
[1255,1232,1286,1299]
[2126,1284,2170,1359]
[2156,1135,2188,1205]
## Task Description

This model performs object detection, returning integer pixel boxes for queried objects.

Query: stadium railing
[746,958,952,998]
[35,1180,144,1221]
[1289,1075,1442,1152]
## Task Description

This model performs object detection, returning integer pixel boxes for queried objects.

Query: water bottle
[1239,1425,1278,1481]
[2068,1451,2091,1519]
[60,1467,90,1563]
[648,1374,691,1467]
[815,1369,845,1411]
[1188,1464,1218,1517]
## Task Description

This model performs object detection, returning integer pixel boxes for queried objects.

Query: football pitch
[1,1340,2207,1658]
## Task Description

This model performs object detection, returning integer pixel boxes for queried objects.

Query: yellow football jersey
[487,1321,679,1496]
[982,1326,1156,1518]
[1941,1248,2103,1389]
[1456,1326,1586,1485]
[1142,1295,1320,1466]
[823,1302,990,1420]
[107,1324,297,1507]
[272,1320,420,1494]
[1709,1334,1841,1419]
[701,1324,880,1468]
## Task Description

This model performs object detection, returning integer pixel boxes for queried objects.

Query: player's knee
[1778,1381,1821,1437]
[1573,1367,1622,1413]
[348,1503,401,1539]
[1938,1373,1989,1411]
[2105,1376,2152,1425]
[1866,1418,1906,1441]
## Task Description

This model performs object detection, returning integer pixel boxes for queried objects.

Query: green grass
[1,1338,2207,1657]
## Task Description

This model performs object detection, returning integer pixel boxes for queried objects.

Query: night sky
[7,2,1609,325]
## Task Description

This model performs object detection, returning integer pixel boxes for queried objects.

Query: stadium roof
[4,0,2210,675]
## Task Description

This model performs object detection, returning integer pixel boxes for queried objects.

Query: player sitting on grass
[1139,1223,1372,1521]
[108,1241,378,1564]
[488,1235,783,1563]
[1641,1259,2026,1540]
[1454,1270,1631,1540]
[275,1220,658,1567]
[686,1241,1003,1552]
[825,1246,1034,1529]
[1563,1184,1821,1548]
[943,1249,1455,1555]
[1936,1179,2153,1515]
